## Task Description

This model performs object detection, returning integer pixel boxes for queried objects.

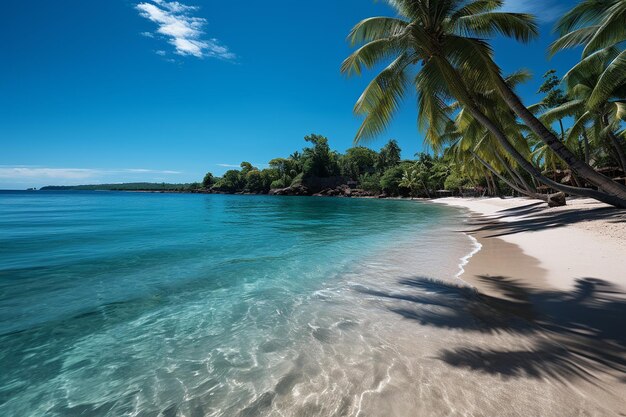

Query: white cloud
[124,168,182,174]
[136,1,235,60]
[216,163,269,169]
[0,167,181,180]
[0,167,97,180]
[502,0,566,22]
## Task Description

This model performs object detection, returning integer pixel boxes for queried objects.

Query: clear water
[0,191,473,416]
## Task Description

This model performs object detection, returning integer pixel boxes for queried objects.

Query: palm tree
[342,0,626,206]
[550,1,626,173]
[550,0,626,110]
[400,166,424,197]
[539,52,626,172]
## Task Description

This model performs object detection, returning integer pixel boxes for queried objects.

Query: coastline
[433,197,626,290]
[433,197,626,415]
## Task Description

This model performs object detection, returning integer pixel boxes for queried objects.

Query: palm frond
[353,53,414,143]
[587,49,626,109]
[548,26,599,55]
[540,99,585,124]
[341,38,405,76]
[347,16,410,46]
[455,12,538,42]
[582,1,626,55]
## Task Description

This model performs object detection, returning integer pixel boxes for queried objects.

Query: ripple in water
[0,192,607,416]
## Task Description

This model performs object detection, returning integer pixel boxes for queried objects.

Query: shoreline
[433,196,626,290]
[434,197,626,415]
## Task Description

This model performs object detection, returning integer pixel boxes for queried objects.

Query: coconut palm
[548,32,626,173]
[342,0,626,206]
[550,0,626,110]
[399,166,424,197]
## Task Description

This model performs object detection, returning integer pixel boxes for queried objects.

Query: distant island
[37,134,515,199]
[40,182,198,192]
[39,132,622,204]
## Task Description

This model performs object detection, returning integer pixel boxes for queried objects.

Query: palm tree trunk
[599,114,626,173]
[493,74,626,200]
[494,152,535,193]
[470,150,547,201]
[421,181,431,198]
[608,131,626,173]
[490,173,501,197]
[433,58,626,207]
[463,101,626,207]
[582,128,591,164]
[471,151,545,200]
[558,119,566,140]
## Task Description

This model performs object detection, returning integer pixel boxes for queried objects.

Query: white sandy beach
[434,197,626,291]
[431,197,626,415]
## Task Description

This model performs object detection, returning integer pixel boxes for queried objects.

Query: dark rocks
[301,176,349,194]
[269,185,310,196]
[311,186,376,198]
[547,192,567,207]
[351,189,376,197]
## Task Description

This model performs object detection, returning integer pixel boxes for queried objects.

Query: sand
[432,196,626,415]
[434,197,626,290]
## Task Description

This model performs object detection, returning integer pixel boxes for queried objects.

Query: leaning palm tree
[550,0,626,111]
[540,51,626,172]
[342,0,626,206]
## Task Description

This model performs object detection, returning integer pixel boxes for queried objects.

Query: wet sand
[224,201,626,416]
[434,197,626,416]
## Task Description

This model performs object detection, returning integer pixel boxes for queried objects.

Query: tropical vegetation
[341,0,626,207]
[203,136,476,197]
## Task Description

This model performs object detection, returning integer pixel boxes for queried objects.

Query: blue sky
[1,0,579,189]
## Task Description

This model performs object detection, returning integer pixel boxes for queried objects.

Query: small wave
[455,234,482,284]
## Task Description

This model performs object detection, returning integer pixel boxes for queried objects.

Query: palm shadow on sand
[356,276,626,384]
[463,202,626,238]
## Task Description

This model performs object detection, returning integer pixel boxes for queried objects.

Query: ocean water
[2,191,617,417]
[0,191,477,416]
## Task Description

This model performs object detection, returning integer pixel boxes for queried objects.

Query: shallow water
[0,192,615,416]
[0,192,468,415]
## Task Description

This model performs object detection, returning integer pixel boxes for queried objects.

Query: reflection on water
[1,192,623,416]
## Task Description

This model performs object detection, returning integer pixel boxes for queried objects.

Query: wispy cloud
[0,167,182,180]
[136,0,235,60]
[0,167,97,180]
[124,168,181,174]
[503,0,566,23]
[217,163,269,169]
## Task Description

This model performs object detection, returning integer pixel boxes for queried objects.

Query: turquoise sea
[0,191,475,416]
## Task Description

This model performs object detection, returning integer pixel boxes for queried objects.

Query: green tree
[202,172,215,189]
[216,170,244,192]
[358,173,382,194]
[536,70,568,139]
[260,168,281,191]
[240,162,257,176]
[377,140,401,172]
[399,166,422,197]
[302,134,340,177]
[340,146,378,179]
[342,0,626,207]
[380,163,412,196]
[550,0,626,110]
[245,170,265,193]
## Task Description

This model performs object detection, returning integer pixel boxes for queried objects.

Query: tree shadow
[356,276,626,383]
[466,206,625,238]
[438,342,597,383]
